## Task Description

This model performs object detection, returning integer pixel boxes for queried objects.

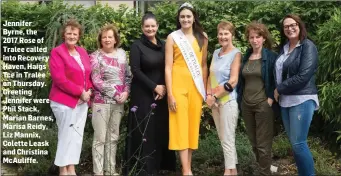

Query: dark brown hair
[217,20,235,36]
[60,19,83,40]
[245,21,273,50]
[142,11,158,26]
[176,5,206,50]
[97,24,120,49]
[279,14,307,48]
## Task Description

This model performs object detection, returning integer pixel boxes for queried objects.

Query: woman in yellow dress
[165,2,208,175]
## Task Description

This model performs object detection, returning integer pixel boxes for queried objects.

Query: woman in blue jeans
[274,14,319,176]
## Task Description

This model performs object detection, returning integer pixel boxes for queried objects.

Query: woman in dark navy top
[124,12,176,176]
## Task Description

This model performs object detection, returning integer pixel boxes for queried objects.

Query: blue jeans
[281,100,315,176]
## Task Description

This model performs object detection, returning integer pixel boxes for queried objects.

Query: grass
[192,130,255,175]
[191,129,341,175]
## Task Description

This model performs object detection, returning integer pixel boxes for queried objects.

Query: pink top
[49,43,93,108]
[90,49,131,104]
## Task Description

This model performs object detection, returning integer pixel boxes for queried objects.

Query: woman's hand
[206,95,216,108]
[274,89,279,102]
[212,85,226,97]
[116,92,128,103]
[168,95,177,112]
[154,94,165,100]
[77,99,85,105]
[267,98,273,107]
[155,85,166,96]
[80,90,91,102]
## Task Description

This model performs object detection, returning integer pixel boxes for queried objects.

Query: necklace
[246,60,257,72]
[249,52,261,60]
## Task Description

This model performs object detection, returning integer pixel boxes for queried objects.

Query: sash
[171,30,206,100]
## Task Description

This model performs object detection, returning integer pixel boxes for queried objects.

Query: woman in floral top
[90,24,131,176]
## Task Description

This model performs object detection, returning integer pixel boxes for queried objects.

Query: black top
[124,34,176,176]
[129,34,165,92]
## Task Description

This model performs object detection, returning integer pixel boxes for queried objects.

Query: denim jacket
[275,38,318,95]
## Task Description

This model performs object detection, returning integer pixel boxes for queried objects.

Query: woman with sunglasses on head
[274,14,319,176]
[165,2,208,175]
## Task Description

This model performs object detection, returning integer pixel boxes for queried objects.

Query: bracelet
[213,94,218,100]
[224,82,233,92]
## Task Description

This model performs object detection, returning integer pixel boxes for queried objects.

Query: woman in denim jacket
[274,14,319,176]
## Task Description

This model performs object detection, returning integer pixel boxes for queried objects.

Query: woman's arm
[202,33,209,91]
[227,52,242,88]
[123,51,132,93]
[267,51,277,101]
[205,70,217,108]
[165,35,174,97]
[117,50,132,103]
[206,76,212,95]
[165,34,177,111]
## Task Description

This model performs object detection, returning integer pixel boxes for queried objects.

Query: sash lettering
[171,30,206,100]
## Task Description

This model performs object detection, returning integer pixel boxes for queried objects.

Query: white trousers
[50,101,88,167]
[91,103,124,175]
[212,100,239,169]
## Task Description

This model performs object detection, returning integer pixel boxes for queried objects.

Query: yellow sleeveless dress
[169,40,203,150]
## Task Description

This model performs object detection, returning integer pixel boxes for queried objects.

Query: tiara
[180,2,193,9]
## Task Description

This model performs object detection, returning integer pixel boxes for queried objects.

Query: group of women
[49,2,319,176]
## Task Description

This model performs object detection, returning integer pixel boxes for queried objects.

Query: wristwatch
[213,94,218,100]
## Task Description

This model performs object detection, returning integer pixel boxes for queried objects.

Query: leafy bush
[309,137,341,175]
[272,133,291,158]
[315,9,341,150]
